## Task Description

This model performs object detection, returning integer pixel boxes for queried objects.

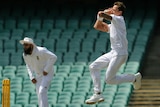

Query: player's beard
[24,46,33,55]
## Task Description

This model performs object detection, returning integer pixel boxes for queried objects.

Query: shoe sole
[85,99,105,104]
[134,72,142,89]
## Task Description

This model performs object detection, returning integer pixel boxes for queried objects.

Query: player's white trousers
[35,75,52,107]
[89,51,135,93]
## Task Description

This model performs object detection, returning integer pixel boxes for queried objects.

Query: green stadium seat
[63,83,76,92]
[57,92,71,104]
[10,83,22,93]
[55,38,68,53]
[11,29,24,40]
[72,30,86,39]
[97,103,111,107]
[79,18,93,29]
[23,104,37,107]
[0,40,3,52]
[10,53,23,66]
[67,18,79,29]
[23,84,35,93]
[30,93,38,104]
[4,40,16,53]
[16,92,29,105]
[34,38,43,46]
[94,39,108,53]
[81,39,94,53]
[64,76,78,82]
[16,69,29,79]
[68,39,81,52]
[70,65,84,73]
[29,19,41,30]
[2,69,16,78]
[89,52,102,62]
[48,29,62,39]
[42,19,54,30]
[4,65,17,70]
[10,92,15,104]
[67,104,81,107]
[82,104,96,107]
[23,30,36,39]
[60,29,74,39]
[76,52,90,62]
[50,80,63,92]
[47,92,57,105]
[57,65,71,73]
[54,19,66,29]
[17,19,29,30]
[11,104,23,107]
[17,65,26,70]
[54,104,67,107]
[63,52,76,63]
[71,95,85,104]
[4,18,16,30]
[61,62,73,66]
[0,31,10,40]
[36,31,48,40]
[74,62,87,66]
[10,77,22,85]
[43,39,55,52]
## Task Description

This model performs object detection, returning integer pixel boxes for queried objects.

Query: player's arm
[100,13,112,21]
[43,48,57,75]
[94,11,111,32]
[94,20,109,32]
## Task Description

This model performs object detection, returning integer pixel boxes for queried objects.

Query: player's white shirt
[23,45,57,80]
[108,14,128,56]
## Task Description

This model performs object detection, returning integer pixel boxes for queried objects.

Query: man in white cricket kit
[20,37,57,107]
[85,1,142,104]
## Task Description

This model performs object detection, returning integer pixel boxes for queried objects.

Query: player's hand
[43,71,48,76]
[31,78,37,84]
[104,8,113,14]
[98,11,104,16]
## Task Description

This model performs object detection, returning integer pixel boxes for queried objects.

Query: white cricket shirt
[23,45,57,80]
[108,14,128,56]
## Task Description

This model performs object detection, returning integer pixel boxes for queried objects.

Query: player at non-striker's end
[20,37,57,107]
[85,1,142,104]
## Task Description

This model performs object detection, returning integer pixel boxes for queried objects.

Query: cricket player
[20,37,57,107]
[85,1,142,104]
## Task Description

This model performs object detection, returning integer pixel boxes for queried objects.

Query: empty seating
[0,2,158,107]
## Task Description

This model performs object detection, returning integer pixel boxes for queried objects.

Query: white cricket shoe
[85,94,104,104]
[133,72,142,89]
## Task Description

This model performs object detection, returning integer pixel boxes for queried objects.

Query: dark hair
[114,1,126,13]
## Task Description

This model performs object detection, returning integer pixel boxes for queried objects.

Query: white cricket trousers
[35,75,52,107]
[89,51,136,93]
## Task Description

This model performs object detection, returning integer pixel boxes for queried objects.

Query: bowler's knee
[89,63,97,72]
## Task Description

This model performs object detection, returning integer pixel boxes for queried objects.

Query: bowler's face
[112,5,122,16]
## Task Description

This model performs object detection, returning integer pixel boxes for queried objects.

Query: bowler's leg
[105,55,135,84]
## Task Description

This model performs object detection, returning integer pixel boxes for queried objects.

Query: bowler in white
[85,1,142,104]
